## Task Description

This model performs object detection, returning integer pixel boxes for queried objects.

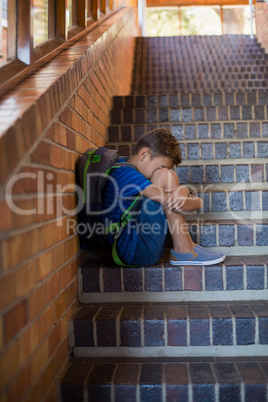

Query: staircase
[59,36,268,401]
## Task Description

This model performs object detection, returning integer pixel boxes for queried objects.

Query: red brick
[47,122,67,147]
[39,359,56,399]
[2,232,26,269]
[0,272,16,309]
[48,323,62,357]
[54,292,66,322]
[59,107,71,126]
[0,136,10,185]
[49,143,64,169]
[54,336,69,374]
[0,317,3,353]
[38,250,52,280]
[31,340,49,382]
[28,283,47,320]
[60,263,72,290]
[66,129,76,150]
[0,201,12,232]
[15,259,38,298]
[4,299,28,344]
[19,320,39,366]
[185,266,202,291]
[38,305,55,341]
[8,362,32,402]
[23,382,41,402]
[31,141,50,164]
[10,198,36,227]
[0,341,20,389]
[3,128,20,177]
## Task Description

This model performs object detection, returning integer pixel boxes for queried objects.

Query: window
[88,0,97,22]
[68,0,73,30]
[34,0,49,46]
[222,6,256,35]
[0,0,118,97]
[0,0,8,65]
[145,5,255,36]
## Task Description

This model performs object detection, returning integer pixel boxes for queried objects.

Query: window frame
[0,0,116,98]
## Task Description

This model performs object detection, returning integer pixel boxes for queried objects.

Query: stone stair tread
[60,357,268,402]
[80,254,268,269]
[74,300,268,314]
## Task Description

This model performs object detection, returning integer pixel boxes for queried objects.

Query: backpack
[76,146,141,266]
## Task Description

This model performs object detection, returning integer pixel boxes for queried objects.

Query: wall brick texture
[0,7,136,401]
[255,2,268,53]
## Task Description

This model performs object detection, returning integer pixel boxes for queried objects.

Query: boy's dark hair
[133,128,182,166]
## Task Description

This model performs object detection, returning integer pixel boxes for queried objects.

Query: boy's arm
[141,184,203,212]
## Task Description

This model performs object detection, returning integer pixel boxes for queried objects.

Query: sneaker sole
[169,255,226,266]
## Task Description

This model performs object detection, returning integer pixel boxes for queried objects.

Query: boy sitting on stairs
[102,128,225,267]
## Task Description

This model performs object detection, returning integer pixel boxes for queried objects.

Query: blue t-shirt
[102,158,152,264]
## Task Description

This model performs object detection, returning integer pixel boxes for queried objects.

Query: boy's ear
[139,147,150,160]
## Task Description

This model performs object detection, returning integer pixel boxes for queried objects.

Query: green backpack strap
[105,193,141,267]
[82,148,102,203]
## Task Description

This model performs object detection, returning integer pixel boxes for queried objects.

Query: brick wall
[255,1,268,53]
[0,7,136,401]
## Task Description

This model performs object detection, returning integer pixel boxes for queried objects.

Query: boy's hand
[164,185,190,211]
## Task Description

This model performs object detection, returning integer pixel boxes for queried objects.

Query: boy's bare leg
[150,168,195,253]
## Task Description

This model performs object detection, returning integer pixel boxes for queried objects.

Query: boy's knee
[151,168,179,188]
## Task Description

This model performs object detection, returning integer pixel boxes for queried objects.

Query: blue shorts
[131,197,168,266]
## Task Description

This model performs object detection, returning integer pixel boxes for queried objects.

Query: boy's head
[133,128,182,166]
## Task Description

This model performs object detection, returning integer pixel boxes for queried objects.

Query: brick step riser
[108,146,267,185]
[132,79,268,85]
[186,221,268,251]
[134,39,264,49]
[135,40,262,47]
[133,69,268,75]
[108,125,268,146]
[130,89,268,95]
[132,79,268,86]
[133,70,268,76]
[135,42,263,48]
[133,66,268,72]
[130,88,268,95]
[134,49,266,54]
[108,140,268,161]
[70,303,268,351]
[134,61,268,66]
[60,359,268,402]
[131,84,268,93]
[80,258,268,296]
[185,189,268,214]
[177,161,267,184]
[135,43,264,49]
[134,61,268,69]
[133,59,268,66]
[137,40,261,45]
[133,77,268,84]
[112,93,268,108]
[110,105,268,124]
[102,150,267,183]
